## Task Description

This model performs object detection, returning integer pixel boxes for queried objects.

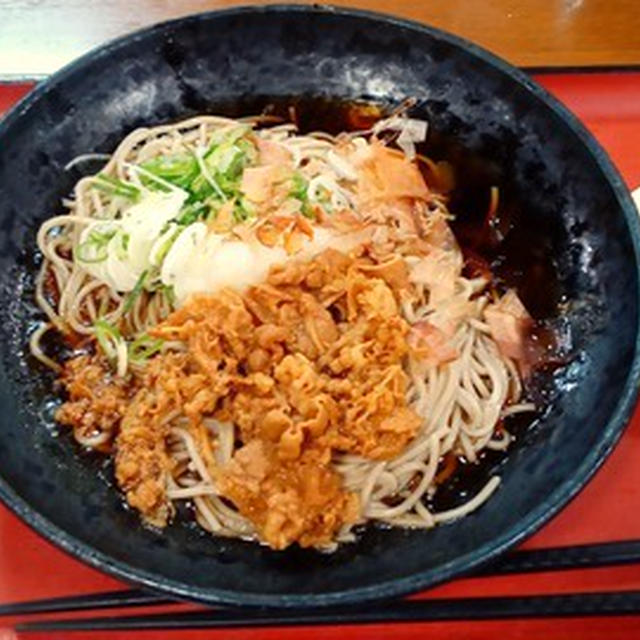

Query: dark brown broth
[419,127,565,509]
[428,411,538,513]
[420,129,563,320]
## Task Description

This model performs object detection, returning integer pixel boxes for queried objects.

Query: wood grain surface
[0,0,639,79]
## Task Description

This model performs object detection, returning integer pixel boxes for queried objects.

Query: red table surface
[0,72,639,639]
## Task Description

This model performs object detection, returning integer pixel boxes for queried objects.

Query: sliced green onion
[234,198,255,222]
[159,284,176,308]
[301,201,315,219]
[176,202,208,226]
[204,125,252,158]
[122,270,148,314]
[288,173,315,218]
[91,174,140,200]
[140,153,199,191]
[290,172,309,201]
[194,150,227,201]
[94,318,122,361]
[189,142,250,204]
[191,127,254,202]
[128,333,164,364]
[150,226,182,268]
[236,137,258,163]
[74,229,117,264]
[213,145,239,175]
[112,232,129,261]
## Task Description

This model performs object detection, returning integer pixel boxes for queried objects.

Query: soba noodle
[31,109,536,550]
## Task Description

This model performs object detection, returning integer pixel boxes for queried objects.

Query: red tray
[1,72,639,640]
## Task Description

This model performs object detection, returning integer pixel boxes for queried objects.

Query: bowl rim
[1,3,639,609]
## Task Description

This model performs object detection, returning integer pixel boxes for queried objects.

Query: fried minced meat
[217,439,359,550]
[56,249,423,548]
[115,389,174,527]
[55,354,131,449]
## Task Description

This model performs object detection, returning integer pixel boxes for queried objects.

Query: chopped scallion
[91,174,140,200]
[93,318,122,361]
[128,333,164,364]
[122,270,148,313]
[74,229,117,264]
[140,153,199,191]
[176,202,208,225]
[290,172,309,201]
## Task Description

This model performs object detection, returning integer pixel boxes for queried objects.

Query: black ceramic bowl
[0,5,639,608]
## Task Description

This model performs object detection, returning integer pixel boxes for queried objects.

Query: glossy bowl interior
[0,5,638,608]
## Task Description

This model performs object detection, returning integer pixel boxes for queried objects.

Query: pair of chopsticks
[16,592,640,632]
[7,538,640,632]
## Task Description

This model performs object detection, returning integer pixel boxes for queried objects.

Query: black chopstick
[480,539,640,575]
[0,588,173,616]
[17,590,640,631]
[5,538,640,618]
